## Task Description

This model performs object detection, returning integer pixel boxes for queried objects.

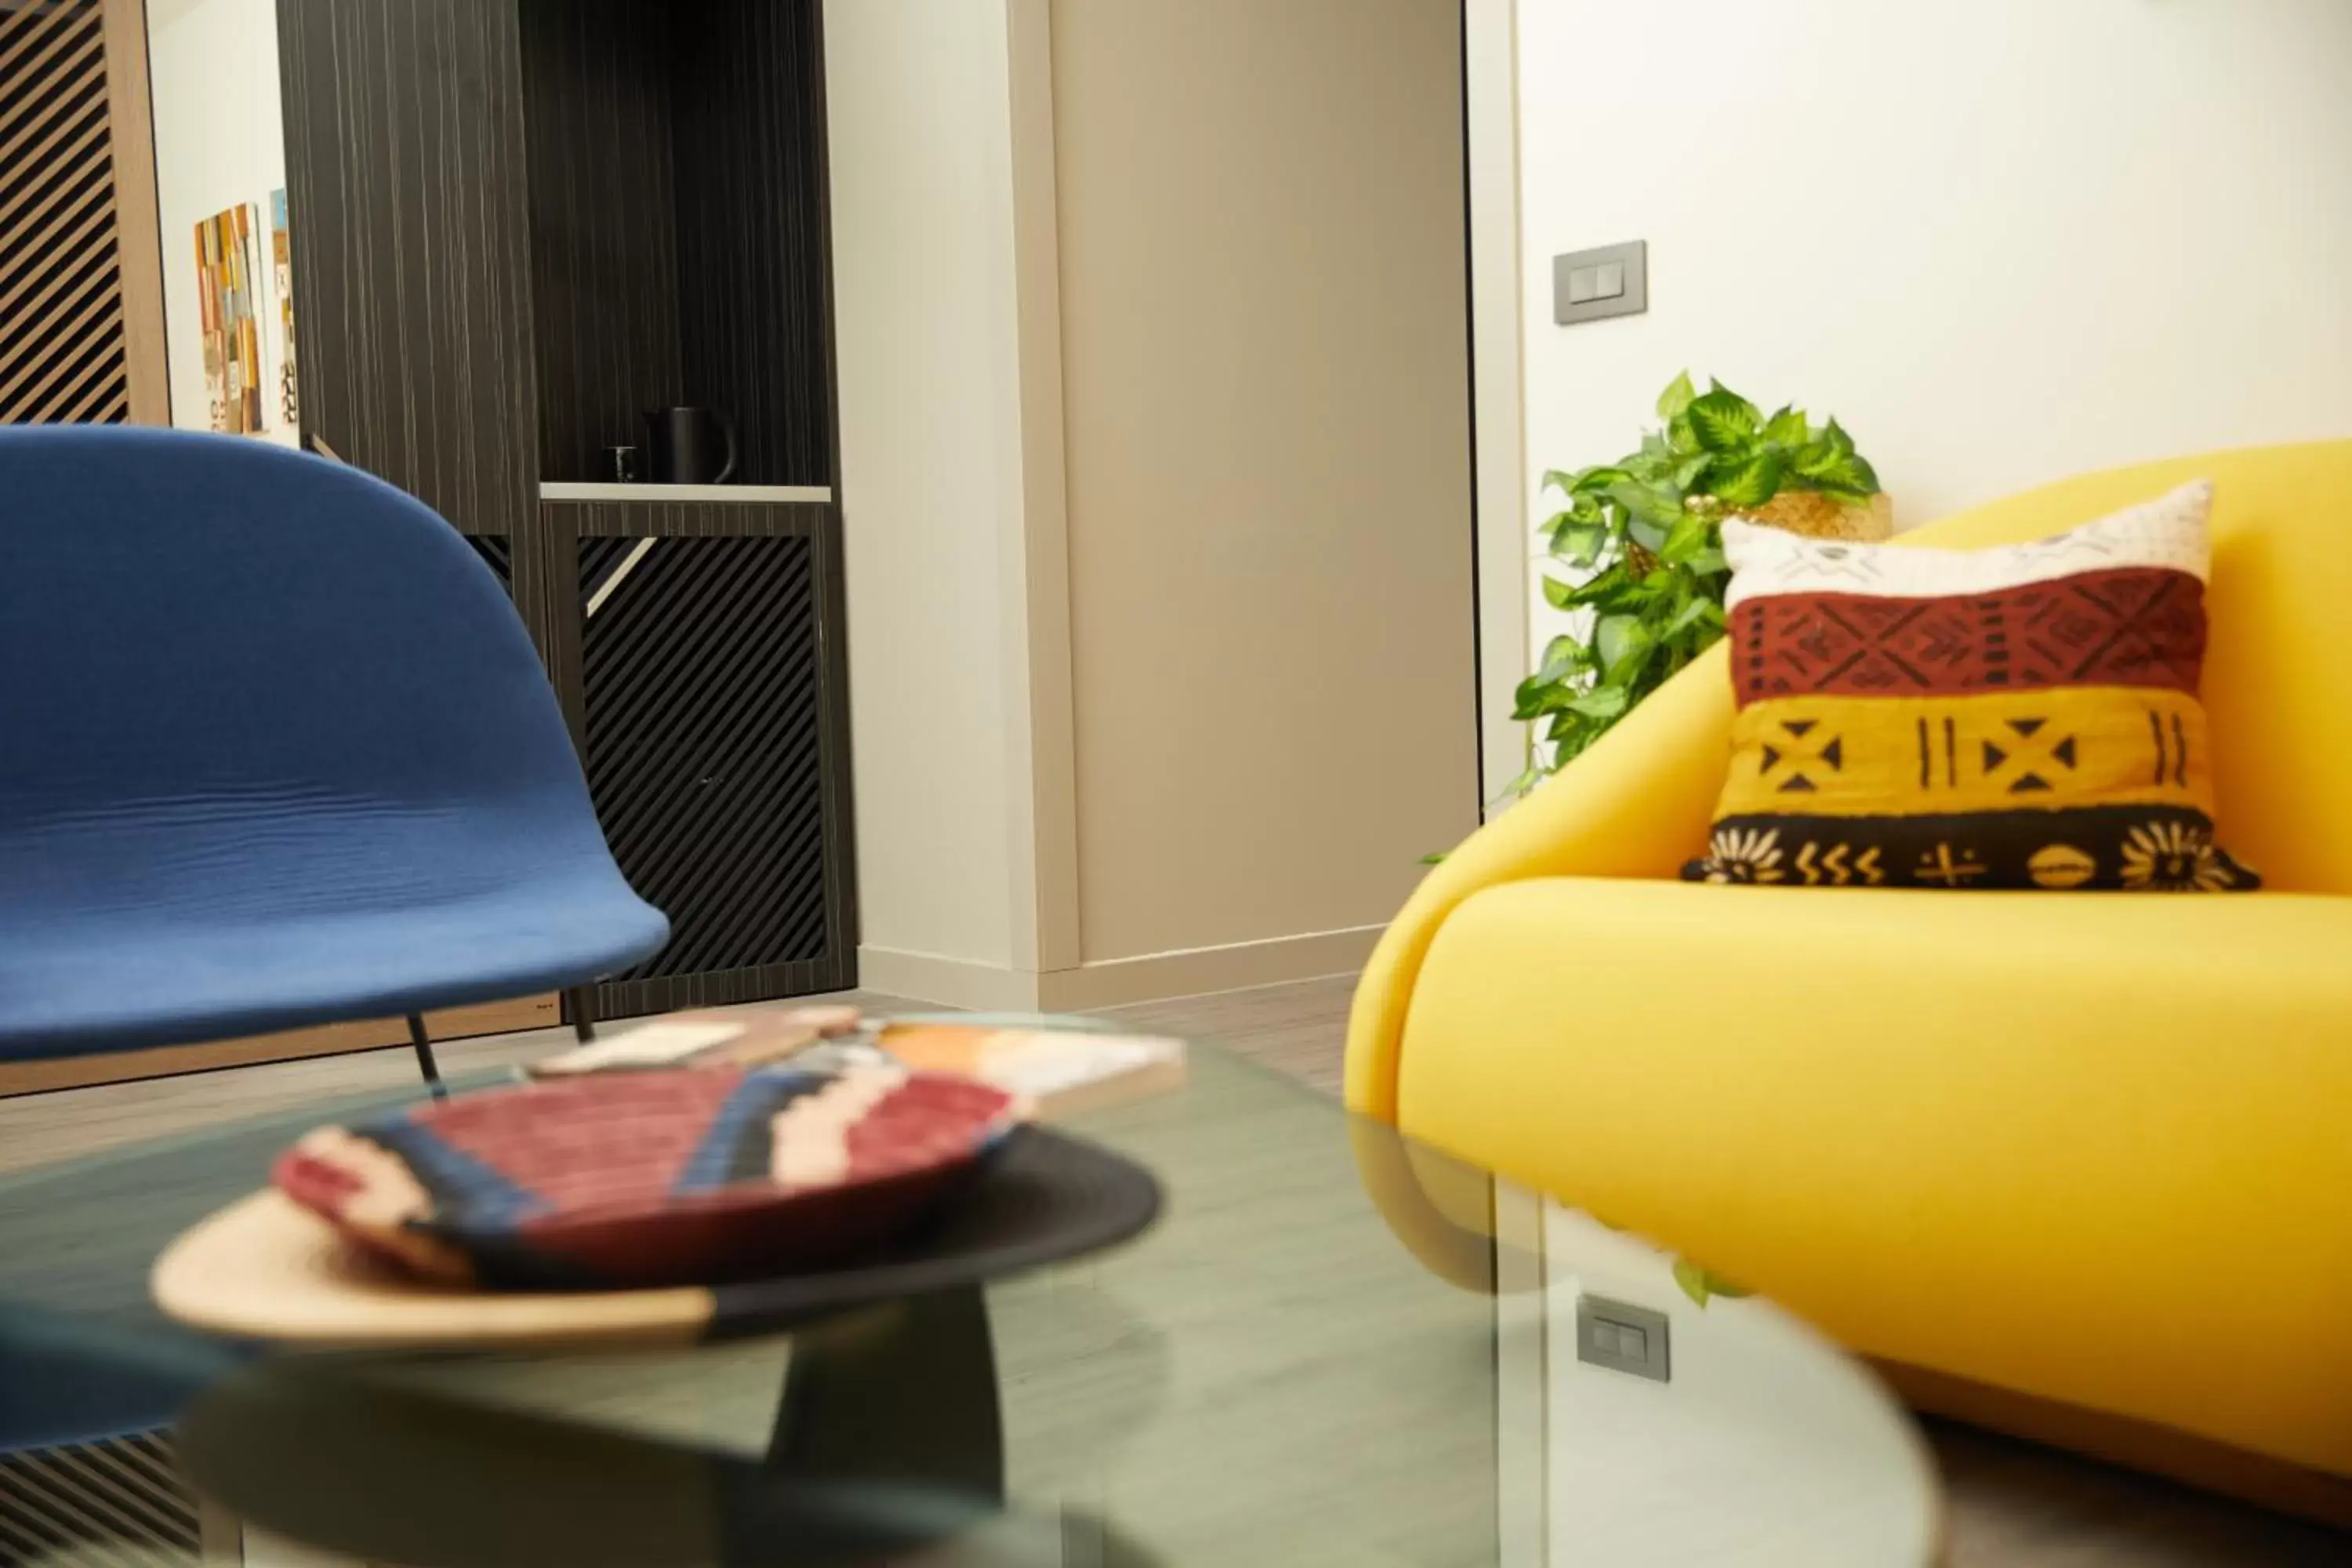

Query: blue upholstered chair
[0,426,668,1085]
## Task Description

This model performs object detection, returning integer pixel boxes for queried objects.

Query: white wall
[1508,0,2352,672]
[824,0,1029,975]
[147,0,292,445]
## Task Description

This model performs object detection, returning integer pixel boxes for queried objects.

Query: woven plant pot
[1739,490,1893,541]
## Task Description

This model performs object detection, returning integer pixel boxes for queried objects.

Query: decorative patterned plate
[153,1125,1163,1349]
[273,1064,1024,1290]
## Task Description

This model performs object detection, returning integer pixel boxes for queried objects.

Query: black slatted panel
[579,524,848,1013]
[468,532,515,587]
[670,0,831,485]
[0,1432,201,1563]
[0,0,132,426]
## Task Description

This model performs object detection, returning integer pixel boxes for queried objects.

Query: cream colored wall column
[828,0,1479,1011]
[826,0,1034,1005]
[1466,0,1530,813]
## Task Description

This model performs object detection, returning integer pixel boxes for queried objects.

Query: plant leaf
[1684,546,1727,575]
[1674,1257,1752,1307]
[1534,637,1588,683]
[1548,520,1608,566]
[1512,669,1577,719]
[1595,615,1652,681]
[1541,574,1584,610]
[1656,370,1697,421]
[1672,1258,1713,1306]
[1608,481,1684,529]
[1664,594,1718,638]
[1762,405,1810,447]
[1564,684,1630,720]
[1822,416,1857,456]
[1687,383,1762,450]
[1569,464,1630,496]
[1791,448,1876,499]
[1658,510,1715,564]
[1703,447,1785,507]
[1833,449,1882,497]
[1540,632,1588,670]
[1566,572,1646,612]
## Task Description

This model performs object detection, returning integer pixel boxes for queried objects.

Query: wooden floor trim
[0,995,559,1098]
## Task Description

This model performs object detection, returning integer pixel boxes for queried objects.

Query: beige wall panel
[1049,0,1480,964]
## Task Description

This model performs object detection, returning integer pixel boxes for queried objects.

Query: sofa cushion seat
[1396,875,2352,1475]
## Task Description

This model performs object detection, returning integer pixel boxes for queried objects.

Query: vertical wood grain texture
[518,0,683,483]
[97,0,163,423]
[0,0,135,425]
[540,498,858,1014]
[670,0,830,485]
[276,0,536,535]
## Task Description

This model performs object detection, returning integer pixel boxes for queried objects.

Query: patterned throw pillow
[1684,480,2258,891]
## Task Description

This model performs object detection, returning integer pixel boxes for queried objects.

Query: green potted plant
[1508,372,1884,794]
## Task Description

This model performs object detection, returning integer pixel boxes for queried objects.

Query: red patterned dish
[273,1064,1025,1289]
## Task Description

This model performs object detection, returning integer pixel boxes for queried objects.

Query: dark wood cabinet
[540,498,857,1012]
[276,0,539,541]
[278,0,855,1016]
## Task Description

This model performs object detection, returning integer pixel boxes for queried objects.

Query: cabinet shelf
[540,482,832,505]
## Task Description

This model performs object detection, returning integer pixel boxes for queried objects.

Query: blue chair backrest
[0,427,608,898]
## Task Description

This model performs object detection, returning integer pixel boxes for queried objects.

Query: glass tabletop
[0,1037,1938,1567]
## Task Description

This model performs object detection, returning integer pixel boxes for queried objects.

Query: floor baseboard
[859,924,1384,1015]
[1036,924,1382,1011]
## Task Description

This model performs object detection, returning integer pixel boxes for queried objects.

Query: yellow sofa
[1347,441,2352,1509]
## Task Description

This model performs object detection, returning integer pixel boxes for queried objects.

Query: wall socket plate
[1576,1292,1671,1382]
[1553,240,1647,326]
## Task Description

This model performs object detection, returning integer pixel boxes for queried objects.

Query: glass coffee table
[0,1035,1939,1566]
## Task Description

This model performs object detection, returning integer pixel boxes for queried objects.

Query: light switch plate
[1553,240,1647,325]
[1577,1293,1671,1382]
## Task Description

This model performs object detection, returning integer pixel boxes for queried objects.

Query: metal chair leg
[407,1013,446,1098]
[565,985,597,1044]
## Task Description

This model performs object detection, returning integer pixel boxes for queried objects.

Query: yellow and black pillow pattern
[1685,480,2256,891]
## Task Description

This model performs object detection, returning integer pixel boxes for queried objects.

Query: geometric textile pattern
[1720,479,2214,610]
[1717,688,2214,817]
[1731,568,2206,703]
[1690,481,2256,891]
[275,1065,1022,1289]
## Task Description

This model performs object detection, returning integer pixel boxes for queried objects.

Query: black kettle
[644,407,737,485]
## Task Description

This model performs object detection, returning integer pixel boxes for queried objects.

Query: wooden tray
[152,1126,1160,1351]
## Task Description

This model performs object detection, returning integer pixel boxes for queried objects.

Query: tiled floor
[1,974,2342,1565]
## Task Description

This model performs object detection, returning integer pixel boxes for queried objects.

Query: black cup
[643,408,737,485]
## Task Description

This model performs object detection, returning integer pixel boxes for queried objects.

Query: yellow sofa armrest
[1344,648,1733,1120]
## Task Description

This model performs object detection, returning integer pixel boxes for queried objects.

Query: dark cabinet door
[277,0,538,541]
[542,499,859,1014]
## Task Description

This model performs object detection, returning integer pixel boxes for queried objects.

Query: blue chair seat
[0,849,666,1060]
[0,427,669,1065]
